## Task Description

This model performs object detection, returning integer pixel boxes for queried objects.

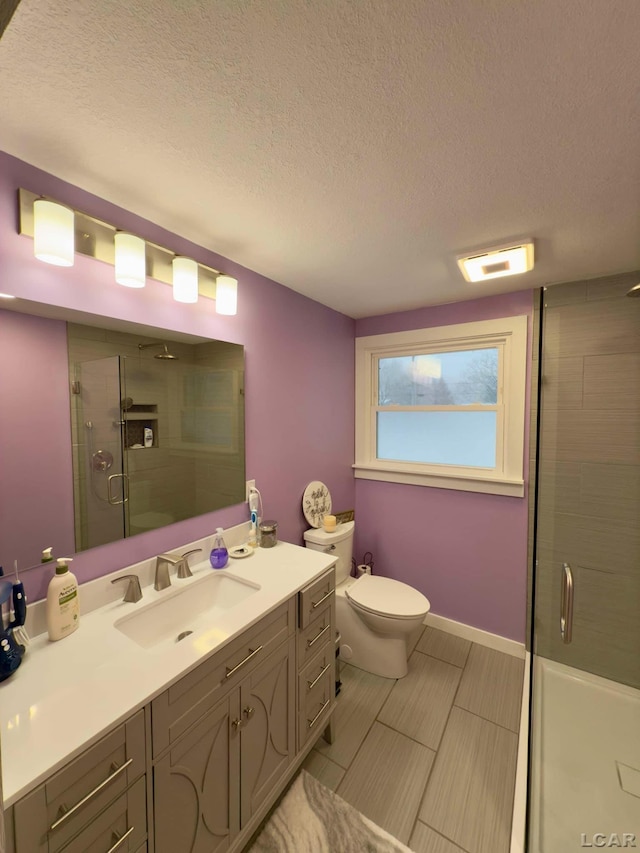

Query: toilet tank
[303,521,354,584]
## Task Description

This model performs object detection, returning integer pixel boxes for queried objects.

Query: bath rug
[248,769,414,852]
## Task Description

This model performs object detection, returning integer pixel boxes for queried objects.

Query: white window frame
[354,316,528,497]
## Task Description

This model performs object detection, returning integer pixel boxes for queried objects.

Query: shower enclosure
[70,331,245,552]
[528,273,640,850]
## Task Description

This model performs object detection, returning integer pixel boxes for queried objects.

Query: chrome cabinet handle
[312,589,334,609]
[243,706,255,720]
[232,718,244,731]
[106,826,135,853]
[560,562,574,644]
[225,645,263,679]
[49,758,133,831]
[308,698,331,729]
[307,623,330,648]
[307,662,331,691]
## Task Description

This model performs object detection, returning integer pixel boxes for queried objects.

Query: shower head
[155,344,177,359]
[138,342,178,360]
[626,282,640,297]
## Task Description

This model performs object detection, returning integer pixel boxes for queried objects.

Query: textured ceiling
[1,0,639,318]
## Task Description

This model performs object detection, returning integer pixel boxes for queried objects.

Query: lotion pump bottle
[46,557,80,641]
[210,528,229,569]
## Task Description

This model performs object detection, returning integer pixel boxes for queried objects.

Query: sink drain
[176,630,193,642]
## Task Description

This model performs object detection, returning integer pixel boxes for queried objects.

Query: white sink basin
[114,571,261,649]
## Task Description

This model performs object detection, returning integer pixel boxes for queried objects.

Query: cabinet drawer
[297,604,333,671]
[298,569,335,629]
[58,775,146,853]
[14,711,145,853]
[151,598,295,757]
[298,660,334,750]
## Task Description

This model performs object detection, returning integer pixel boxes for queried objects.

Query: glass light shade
[114,232,146,288]
[216,275,238,315]
[33,199,75,266]
[172,257,199,303]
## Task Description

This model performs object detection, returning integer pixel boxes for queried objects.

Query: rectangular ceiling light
[457,241,534,283]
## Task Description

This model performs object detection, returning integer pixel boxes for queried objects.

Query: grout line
[414,819,474,853]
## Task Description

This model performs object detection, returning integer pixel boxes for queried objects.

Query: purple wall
[0,152,355,602]
[354,291,534,642]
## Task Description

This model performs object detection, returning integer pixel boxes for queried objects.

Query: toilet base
[336,590,411,679]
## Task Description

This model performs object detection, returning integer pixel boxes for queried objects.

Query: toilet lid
[346,575,430,619]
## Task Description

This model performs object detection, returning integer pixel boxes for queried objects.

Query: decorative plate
[302,481,332,529]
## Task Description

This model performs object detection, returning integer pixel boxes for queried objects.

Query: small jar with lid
[259,520,278,548]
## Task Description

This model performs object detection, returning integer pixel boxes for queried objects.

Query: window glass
[377,411,497,467]
[378,348,498,406]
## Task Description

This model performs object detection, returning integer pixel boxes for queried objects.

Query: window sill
[353,462,525,497]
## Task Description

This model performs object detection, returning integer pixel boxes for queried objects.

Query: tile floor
[301,626,525,853]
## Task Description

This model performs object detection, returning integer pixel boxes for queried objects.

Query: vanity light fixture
[18,188,239,315]
[457,240,534,283]
[172,256,199,303]
[215,275,238,315]
[114,232,146,288]
[0,293,16,299]
[33,198,75,267]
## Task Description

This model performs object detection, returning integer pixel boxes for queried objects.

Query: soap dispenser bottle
[210,528,229,569]
[46,557,80,641]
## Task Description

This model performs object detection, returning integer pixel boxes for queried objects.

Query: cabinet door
[239,637,296,828]
[154,692,239,853]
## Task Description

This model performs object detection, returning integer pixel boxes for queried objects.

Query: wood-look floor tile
[410,821,467,853]
[314,664,395,768]
[300,748,345,791]
[377,652,461,749]
[337,722,435,844]
[419,707,518,853]
[416,627,471,668]
[455,645,524,732]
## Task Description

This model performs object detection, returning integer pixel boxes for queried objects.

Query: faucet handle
[176,548,203,579]
[111,574,143,603]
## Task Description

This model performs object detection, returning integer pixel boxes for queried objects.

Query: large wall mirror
[0,305,245,570]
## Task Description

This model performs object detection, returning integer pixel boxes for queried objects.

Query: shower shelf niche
[123,404,158,449]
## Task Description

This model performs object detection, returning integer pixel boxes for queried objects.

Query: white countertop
[0,531,336,807]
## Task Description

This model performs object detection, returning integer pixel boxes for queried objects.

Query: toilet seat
[345,574,430,620]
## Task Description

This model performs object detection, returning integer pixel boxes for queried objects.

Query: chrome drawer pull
[306,623,330,648]
[49,758,134,831]
[225,645,263,679]
[312,589,334,609]
[308,698,331,729]
[307,663,331,691]
[107,825,135,853]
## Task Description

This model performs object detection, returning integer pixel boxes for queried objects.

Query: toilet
[304,521,430,679]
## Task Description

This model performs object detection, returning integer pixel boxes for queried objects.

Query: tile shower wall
[533,271,640,688]
[354,291,534,642]
[0,151,355,601]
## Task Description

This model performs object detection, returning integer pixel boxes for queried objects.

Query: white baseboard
[425,612,526,659]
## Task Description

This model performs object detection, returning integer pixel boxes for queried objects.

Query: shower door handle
[107,473,129,505]
[560,562,574,644]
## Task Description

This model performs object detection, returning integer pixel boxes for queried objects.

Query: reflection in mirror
[69,323,245,552]
[0,308,244,569]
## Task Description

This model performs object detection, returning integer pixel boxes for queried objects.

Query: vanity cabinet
[12,710,146,853]
[5,567,336,853]
[152,600,297,853]
[297,570,336,750]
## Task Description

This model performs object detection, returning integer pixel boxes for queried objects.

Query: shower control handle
[560,562,574,644]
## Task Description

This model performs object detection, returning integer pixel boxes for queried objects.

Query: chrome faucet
[111,574,143,603]
[154,548,203,591]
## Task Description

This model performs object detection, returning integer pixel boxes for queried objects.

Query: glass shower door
[74,356,128,550]
[529,276,640,851]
